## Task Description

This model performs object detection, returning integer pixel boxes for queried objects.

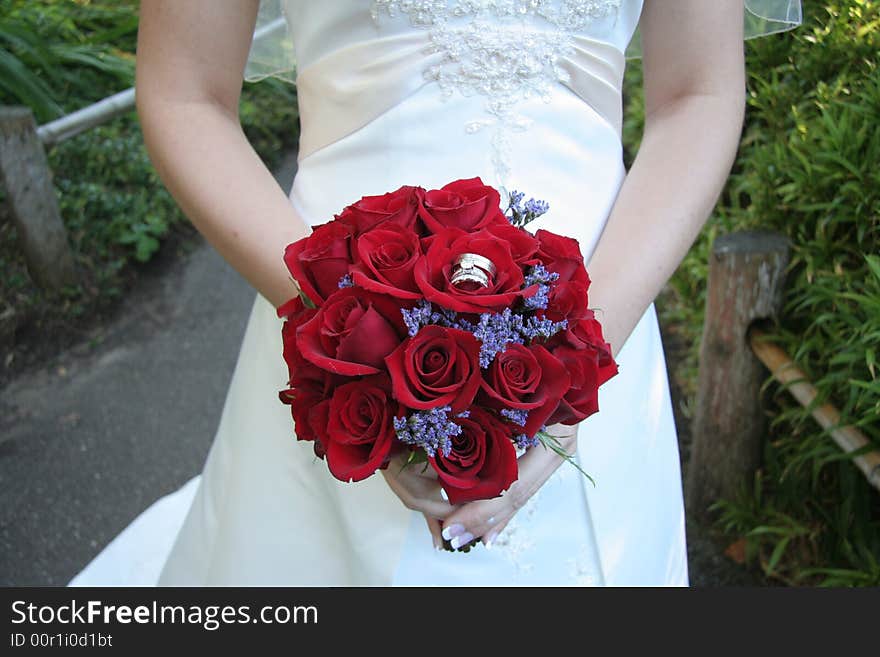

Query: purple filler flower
[401,300,458,337]
[521,265,560,311]
[505,190,550,227]
[501,408,529,427]
[393,406,463,458]
[514,433,541,449]
[523,264,559,288]
[467,308,526,368]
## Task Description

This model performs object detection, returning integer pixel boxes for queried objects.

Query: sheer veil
[243,0,297,84]
[243,1,804,82]
[625,0,804,60]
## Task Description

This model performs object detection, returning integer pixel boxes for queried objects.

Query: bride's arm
[139,1,459,538]
[137,0,310,308]
[588,0,746,358]
[441,0,747,547]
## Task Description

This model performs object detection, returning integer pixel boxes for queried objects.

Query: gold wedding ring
[450,253,496,289]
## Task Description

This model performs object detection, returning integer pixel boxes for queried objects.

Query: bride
[70,0,801,586]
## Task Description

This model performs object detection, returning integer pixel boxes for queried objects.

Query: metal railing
[0,17,283,290]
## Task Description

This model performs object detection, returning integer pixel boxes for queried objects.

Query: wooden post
[0,106,77,291]
[686,230,791,523]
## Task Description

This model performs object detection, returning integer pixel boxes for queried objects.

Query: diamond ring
[450,253,496,290]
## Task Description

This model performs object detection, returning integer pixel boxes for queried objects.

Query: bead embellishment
[370,1,623,187]
[488,457,601,584]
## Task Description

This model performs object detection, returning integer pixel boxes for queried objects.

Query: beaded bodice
[285,0,641,190]
[368,1,625,185]
[370,0,623,101]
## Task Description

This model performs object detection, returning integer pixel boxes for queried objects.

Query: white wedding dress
[70,0,689,587]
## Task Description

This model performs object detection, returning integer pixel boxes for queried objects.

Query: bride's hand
[438,423,579,550]
[380,452,457,549]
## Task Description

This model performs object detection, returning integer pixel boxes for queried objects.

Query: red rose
[414,228,537,314]
[278,376,327,445]
[385,325,482,413]
[324,376,397,482]
[278,354,335,446]
[280,309,343,448]
[306,400,330,459]
[350,226,422,299]
[276,295,305,320]
[485,221,539,265]
[546,345,616,425]
[337,185,424,235]
[278,297,329,446]
[535,229,589,285]
[428,408,518,504]
[283,221,354,304]
[278,297,317,378]
[479,343,570,437]
[553,313,618,386]
[544,280,590,323]
[297,287,406,376]
[418,177,508,233]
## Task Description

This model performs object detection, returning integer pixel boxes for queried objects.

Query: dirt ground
[655,298,765,587]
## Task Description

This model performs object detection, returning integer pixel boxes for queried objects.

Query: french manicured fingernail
[442,524,465,541]
[484,530,499,549]
[440,488,449,502]
[450,532,474,549]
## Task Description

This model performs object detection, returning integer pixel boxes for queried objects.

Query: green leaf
[397,449,429,475]
[865,254,880,285]
[0,47,64,120]
[296,285,316,309]
[766,536,792,575]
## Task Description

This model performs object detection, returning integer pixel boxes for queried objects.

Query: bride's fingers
[420,498,457,520]
[423,514,443,550]
[441,438,574,547]
[383,467,456,519]
[441,496,512,549]
[482,516,511,548]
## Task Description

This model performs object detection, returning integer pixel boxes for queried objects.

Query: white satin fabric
[70,0,688,586]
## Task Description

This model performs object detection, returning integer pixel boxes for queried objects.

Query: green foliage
[623,1,880,585]
[51,117,179,264]
[1,1,300,363]
[240,77,300,172]
[0,0,139,121]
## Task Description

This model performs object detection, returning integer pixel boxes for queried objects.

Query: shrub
[623,1,880,585]
[0,0,138,120]
[1,1,300,375]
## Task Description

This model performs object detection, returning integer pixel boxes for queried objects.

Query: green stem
[536,431,596,487]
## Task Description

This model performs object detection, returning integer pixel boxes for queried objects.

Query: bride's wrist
[526,432,576,477]
[542,423,578,450]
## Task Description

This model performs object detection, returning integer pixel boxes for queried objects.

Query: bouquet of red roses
[277,177,618,504]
